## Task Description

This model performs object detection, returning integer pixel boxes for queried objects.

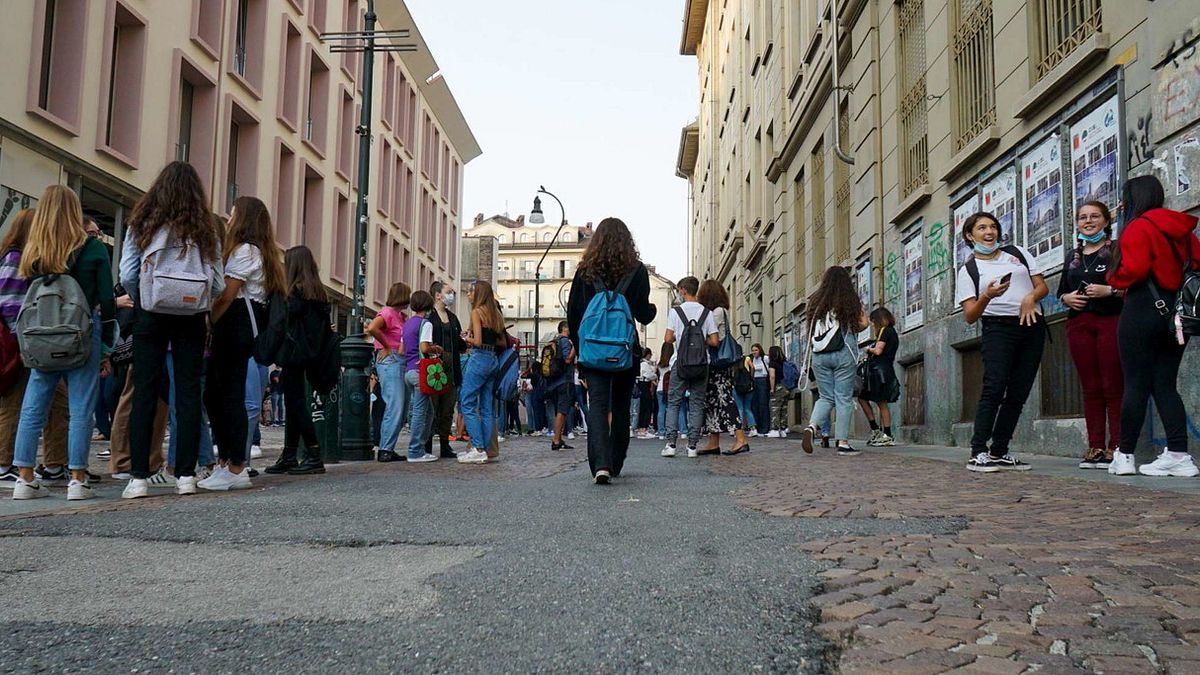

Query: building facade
[0,0,480,333]
[677,0,1200,455]
[464,213,677,356]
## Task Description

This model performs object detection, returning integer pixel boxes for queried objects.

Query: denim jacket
[119,231,225,305]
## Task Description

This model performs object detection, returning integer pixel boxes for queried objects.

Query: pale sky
[406,0,698,281]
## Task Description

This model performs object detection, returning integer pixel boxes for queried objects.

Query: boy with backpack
[543,321,575,451]
[662,277,720,458]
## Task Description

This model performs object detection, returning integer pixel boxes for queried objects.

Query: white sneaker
[146,468,177,489]
[866,430,882,446]
[568,432,576,441]
[686,446,698,458]
[876,433,896,447]
[781,430,789,438]
[198,466,251,491]
[250,445,263,459]
[767,430,781,438]
[497,434,507,443]
[176,476,198,496]
[661,444,677,458]
[1138,452,1200,477]
[457,449,489,464]
[67,479,94,501]
[111,472,132,480]
[408,453,438,463]
[195,466,213,481]
[196,465,229,489]
[121,479,149,499]
[749,430,759,438]
[1108,450,1137,476]
[13,478,49,500]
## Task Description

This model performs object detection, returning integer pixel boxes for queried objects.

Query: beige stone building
[677,0,1200,452]
[0,0,479,332]
[464,213,677,356]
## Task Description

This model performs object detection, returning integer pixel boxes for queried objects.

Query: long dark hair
[768,345,785,365]
[1123,175,1165,224]
[470,279,504,333]
[578,217,640,285]
[806,266,863,328]
[697,279,730,311]
[128,161,219,261]
[0,208,35,252]
[225,196,286,295]
[284,245,327,302]
[869,307,896,329]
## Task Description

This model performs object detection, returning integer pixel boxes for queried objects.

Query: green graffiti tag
[884,251,901,303]
[926,221,951,279]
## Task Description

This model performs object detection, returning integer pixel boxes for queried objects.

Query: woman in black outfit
[1107,176,1200,478]
[857,308,900,446]
[566,218,657,484]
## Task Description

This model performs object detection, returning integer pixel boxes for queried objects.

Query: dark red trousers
[1066,312,1123,451]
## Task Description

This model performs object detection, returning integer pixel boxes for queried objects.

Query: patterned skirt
[704,367,740,434]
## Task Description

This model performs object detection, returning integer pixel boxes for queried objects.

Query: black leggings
[1118,284,1189,453]
[971,318,1045,455]
[205,303,256,466]
[582,367,635,477]
[281,365,319,453]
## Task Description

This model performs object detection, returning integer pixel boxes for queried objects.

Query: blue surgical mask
[444,292,455,307]
[1077,230,1106,244]
[973,241,999,255]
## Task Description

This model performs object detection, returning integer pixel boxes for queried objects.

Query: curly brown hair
[578,217,640,286]
[127,161,220,261]
[697,279,730,310]
[806,266,863,329]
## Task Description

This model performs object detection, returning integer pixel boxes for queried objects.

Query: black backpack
[1145,226,1200,337]
[733,363,754,394]
[674,306,710,380]
[253,292,288,366]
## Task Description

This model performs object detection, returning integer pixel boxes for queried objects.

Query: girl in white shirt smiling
[954,211,1049,473]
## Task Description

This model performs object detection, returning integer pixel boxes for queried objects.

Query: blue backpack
[578,269,638,372]
[781,360,801,390]
[494,347,521,404]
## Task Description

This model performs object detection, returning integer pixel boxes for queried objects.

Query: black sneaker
[967,454,1000,473]
[34,465,67,484]
[85,470,102,483]
[551,441,573,451]
[0,466,18,489]
[377,450,404,463]
[820,436,831,449]
[1078,448,1104,470]
[989,454,1032,471]
[836,445,861,456]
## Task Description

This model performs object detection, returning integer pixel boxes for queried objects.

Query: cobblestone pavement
[710,445,1200,674]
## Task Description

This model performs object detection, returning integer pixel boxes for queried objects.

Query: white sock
[1165,451,1191,461]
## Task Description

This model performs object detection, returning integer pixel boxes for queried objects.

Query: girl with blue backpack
[566,218,657,484]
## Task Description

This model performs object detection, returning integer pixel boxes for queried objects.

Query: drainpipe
[830,0,855,166]
[870,0,885,302]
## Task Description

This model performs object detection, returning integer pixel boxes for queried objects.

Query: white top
[418,320,434,344]
[225,243,268,302]
[639,360,657,382]
[657,364,670,392]
[710,306,729,336]
[954,245,1042,318]
[666,302,719,363]
[752,356,768,378]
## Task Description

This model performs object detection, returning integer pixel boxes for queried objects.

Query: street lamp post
[320,3,416,460]
[528,187,568,346]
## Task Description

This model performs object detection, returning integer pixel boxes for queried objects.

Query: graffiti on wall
[925,221,952,280]
[0,186,36,239]
[1154,25,1200,143]
[883,251,901,306]
[1129,109,1155,166]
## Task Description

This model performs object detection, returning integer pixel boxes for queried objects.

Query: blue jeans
[271,391,285,425]
[167,352,215,468]
[14,316,101,471]
[405,369,433,458]
[734,390,757,431]
[810,346,858,441]
[244,358,268,457]
[376,353,406,451]
[656,390,669,435]
[460,349,497,451]
[575,384,589,431]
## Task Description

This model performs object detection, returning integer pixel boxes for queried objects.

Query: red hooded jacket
[1108,208,1200,291]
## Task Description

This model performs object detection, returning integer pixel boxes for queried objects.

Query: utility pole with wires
[318,2,418,460]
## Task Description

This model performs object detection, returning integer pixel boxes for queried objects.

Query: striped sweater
[0,249,26,326]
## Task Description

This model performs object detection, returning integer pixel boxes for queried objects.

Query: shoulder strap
[965,257,981,297]
[615,267,639,295]
[1002,245,1029,270]
[697,308,710,327]
[674,305,689,326]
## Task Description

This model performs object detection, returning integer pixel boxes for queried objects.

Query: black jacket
[566,263,657,372]
[428,306,466,386]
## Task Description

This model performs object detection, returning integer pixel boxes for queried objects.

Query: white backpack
[139,228,211,315]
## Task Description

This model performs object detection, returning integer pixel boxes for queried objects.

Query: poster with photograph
[853,254,874,345]
[952,194,980,298]
[980,167,1017,249]
[902,231,923,330]
[1021,136,1065,272]
[1070,96,1120,225]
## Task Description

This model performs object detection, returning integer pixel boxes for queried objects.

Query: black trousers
[1118,284,1190,453]
[970,318,1046,456]
[131,311,207,478]
[205,304,256,466]
[753,377,771,433]
[281,365,319,454]
[582,366,636,477]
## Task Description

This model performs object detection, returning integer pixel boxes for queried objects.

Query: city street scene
[2,0,1200,673]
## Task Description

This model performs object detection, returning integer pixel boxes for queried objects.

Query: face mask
[444,292,455,307]
[1077,230,1106,244]
[973,241,999,255]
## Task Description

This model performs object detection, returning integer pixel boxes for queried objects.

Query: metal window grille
[810,143,826,268]
[898,0,929,197]
[1039,321,1084,417]
[834,103,851,263]
[1032,0,1102,81]
[903,361,925,426]
[951,0,996,152]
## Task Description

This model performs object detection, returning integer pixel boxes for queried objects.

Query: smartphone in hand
[999,272,1013,285]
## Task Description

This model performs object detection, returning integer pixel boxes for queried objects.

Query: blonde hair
[20,185,87,277]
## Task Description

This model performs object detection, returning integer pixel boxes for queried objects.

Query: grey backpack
[16,250,93,372]
[139,227,212,315]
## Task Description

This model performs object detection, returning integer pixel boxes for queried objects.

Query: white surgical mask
[444,292,455,307]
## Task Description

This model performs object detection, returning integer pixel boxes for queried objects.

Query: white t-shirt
[954,245,1042,318]
[639,360,657,382]
[225,243,268,302]
[419,320,434,344]
[666,301,719,362]
[752,356,768,378]
[657,365,670,392]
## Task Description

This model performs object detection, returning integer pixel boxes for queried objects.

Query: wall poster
[854,254,873,310]
[1070,96,1121,223]
[980,167,1017,248]
[952,194,980,303]
[1021,135,1065,272]
[902,227,924,330]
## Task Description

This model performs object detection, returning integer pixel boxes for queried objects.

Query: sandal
[697,447,720,456]
[722,444,750,455]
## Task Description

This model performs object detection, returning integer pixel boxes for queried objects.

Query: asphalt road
[0,436,960,674]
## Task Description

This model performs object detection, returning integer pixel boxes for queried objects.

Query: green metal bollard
[338,337,375,460]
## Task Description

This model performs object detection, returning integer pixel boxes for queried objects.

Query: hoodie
[1108,208,1200,291]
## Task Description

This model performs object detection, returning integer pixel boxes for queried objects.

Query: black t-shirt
[876,326,899,363]
[1056,243,1123,317]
